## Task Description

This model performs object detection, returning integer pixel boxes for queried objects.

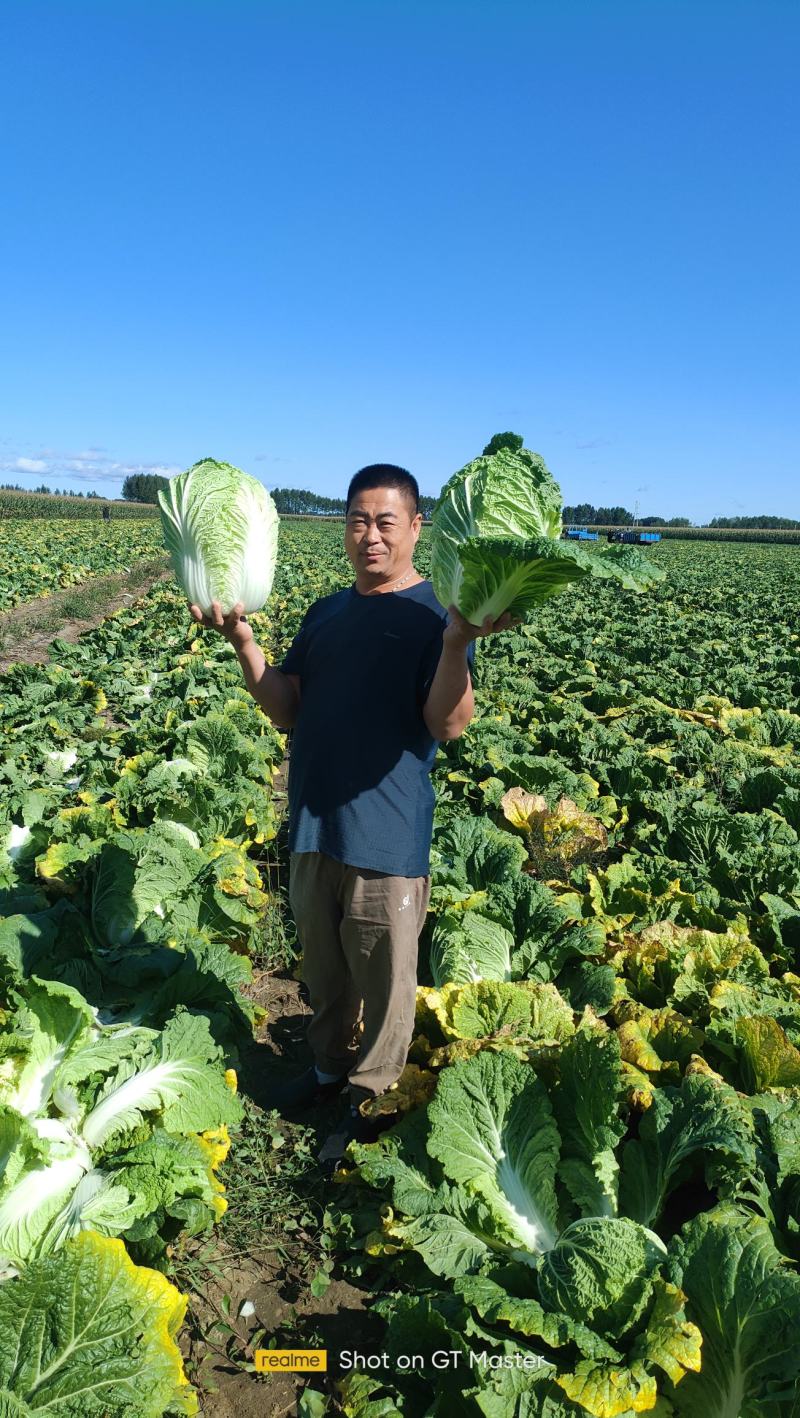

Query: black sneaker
[317,1107,396,1172]
[268,1066,348,1114]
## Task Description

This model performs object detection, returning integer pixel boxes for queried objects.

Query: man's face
[344,486,422,584]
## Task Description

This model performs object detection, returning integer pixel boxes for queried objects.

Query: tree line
[7,477,795,528]
[708,514,800,530]
[120,473,170,503]
[1,483,105,499]
[561,505,800,529]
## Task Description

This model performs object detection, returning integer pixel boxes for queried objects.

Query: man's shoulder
[304,586,353,623]
[404,579,447,618]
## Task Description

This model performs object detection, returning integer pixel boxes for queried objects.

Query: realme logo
[255,1350,328,1372]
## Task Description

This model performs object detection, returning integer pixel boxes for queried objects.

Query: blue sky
[1,0,797,521]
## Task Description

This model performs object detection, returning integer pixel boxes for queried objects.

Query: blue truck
[607,529,662,544]
[563,526,599,541]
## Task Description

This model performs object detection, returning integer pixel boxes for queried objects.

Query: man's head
[345,464,423,589]
[346,464,420,517]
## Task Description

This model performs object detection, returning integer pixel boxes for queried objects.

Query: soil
[0,560,171,672]
[181,969,388,1418]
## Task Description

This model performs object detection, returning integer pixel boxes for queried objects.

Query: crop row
[0,521,357,1411]
[0,489,159,518]
[0,518,165,610]
[0,554,297,1409]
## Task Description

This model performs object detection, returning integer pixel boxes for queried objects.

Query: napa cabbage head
[158,458,279,615]
[431,444,662,624]
[536,1215,666,1337]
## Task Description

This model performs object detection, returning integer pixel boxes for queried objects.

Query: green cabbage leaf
[668,1206,800,1417]
[0,1230,197,1415]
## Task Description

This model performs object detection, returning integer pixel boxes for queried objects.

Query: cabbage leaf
[0,1231,197,1415]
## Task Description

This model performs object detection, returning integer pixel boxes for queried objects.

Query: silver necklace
[389,570,417,591]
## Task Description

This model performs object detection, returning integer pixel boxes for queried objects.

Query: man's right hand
[189,599,254,651]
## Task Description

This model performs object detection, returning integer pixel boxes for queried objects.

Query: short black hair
[346,464,420,515]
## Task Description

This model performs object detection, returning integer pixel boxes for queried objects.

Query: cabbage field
[1,523,800,1417]
[1,517,163,610]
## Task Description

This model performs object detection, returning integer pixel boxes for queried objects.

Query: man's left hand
[443,604,521,650]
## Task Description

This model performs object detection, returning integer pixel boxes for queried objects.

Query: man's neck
[355,563,423,596]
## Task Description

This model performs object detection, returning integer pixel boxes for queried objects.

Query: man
[190,463,513,1163]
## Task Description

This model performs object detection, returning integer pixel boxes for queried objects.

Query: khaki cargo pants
[289,851,431,1107]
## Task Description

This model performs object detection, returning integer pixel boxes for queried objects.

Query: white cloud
[0,448,182,485]
[59,458,183,482]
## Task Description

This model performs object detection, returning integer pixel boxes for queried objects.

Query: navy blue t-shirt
[279,580,474,877]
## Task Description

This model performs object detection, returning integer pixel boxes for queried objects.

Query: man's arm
[423,641,474,741]
[189,600,300,730]
[235,638,300,730]
[423,605,516,742]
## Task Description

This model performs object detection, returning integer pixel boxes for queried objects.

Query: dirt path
[0,557,171,671]
[181,969,385,1417]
